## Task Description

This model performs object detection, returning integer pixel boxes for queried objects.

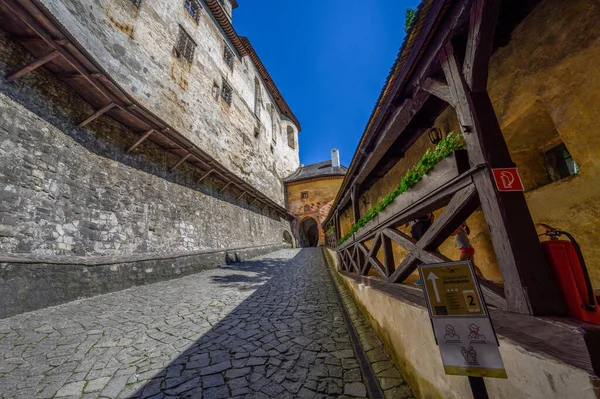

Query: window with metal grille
[287,126,295,149]
[130,0,142,8]
[254,78,262,118]
[223,41,234,70]
[175,27,196,63]
[270,106,277,143]
[304,205,310,212]
[301,191,308,199]
[221,79,233,105]
[184,0,202,22]
[544,143,578,181]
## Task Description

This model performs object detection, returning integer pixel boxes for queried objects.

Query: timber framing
[0,0,293,220]
[324,0,568,317]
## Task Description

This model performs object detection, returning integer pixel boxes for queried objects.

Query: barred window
[130,0,142,8]
[254,78,262,118]
[304,205,310,212]
[184,0,202,22]
[287,125,296,149]
[175,27,196,63]
[223,42,234,70]
[301,191,308,199]
[221,79,233,105]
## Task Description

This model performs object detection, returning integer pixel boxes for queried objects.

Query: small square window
[130,0,142,8]
[304,205,310,212]
[221,79,233,105]
[223,41,234,70]
[175,27,196,63]
[184,0,202,22]
[301,192,308,199]
[544,143,578,181]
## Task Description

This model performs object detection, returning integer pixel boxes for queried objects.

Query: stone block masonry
[0,29,292,256]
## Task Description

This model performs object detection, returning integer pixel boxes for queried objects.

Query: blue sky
[235,0,419,168]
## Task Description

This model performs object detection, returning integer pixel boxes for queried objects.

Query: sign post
[419,261,507,399]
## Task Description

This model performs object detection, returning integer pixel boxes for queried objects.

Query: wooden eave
[240,37,301,132]
[0,0,293,220]
[323,0,540,227]
[204,0,247,56]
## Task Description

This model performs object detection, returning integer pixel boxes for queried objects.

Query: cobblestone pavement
[0,248,400,398]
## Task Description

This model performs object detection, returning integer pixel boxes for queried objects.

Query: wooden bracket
[169,153,191,172]
[421,77,456,107]
[78,103,117,127]
[126,129,154,153]
[5,50,60,82]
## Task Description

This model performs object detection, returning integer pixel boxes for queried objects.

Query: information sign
[419,261,507,379]
[492,167,524,192]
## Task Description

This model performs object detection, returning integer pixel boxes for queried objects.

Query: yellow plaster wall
[355,0,600,287]
[286,177,344,245]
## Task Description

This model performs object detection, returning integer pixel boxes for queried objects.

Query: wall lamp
[428,127,444,145]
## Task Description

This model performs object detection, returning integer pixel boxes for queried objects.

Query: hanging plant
[338,132,464,245]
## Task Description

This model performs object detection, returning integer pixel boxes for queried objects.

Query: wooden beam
[361,233,381,276]
[388,184,479,283]
[78,103,116,127]
[169,153,191,172]
[421,78,456,106]
[219,181,232,193]
[358,242,386,279]
[351,186,361,225]
[236,191,246,200]
[441,42,566,316]
[196,169,214,184]
[463,0,501,92]
[382,228,447,265]
[5,50,60,82]
[126,129,154,153]
[381,234,395,277]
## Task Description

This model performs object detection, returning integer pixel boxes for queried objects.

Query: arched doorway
[299,217,319,247]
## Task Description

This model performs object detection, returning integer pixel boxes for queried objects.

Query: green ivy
[337,132,464,246]
[326,225,335,235]
[405,8,416,33]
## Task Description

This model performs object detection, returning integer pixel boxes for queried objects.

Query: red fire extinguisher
[538,224,600,325]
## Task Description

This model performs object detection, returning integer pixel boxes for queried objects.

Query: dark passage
[299,218,319,247]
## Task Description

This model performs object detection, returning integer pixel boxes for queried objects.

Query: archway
[299,217,319,247]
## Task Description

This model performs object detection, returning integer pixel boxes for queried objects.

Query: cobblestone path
[0,249,405,398]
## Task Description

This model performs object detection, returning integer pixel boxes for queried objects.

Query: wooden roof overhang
[0,0,293,220]
[322,0,541,227]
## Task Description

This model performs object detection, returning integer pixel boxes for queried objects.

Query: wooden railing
[329,152,507,310]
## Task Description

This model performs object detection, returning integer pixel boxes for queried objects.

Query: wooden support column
[350,186,361,225]
[126,129,154,153]
[78,103,116,127]
[334,210,341,243]
[5,50,60,82]
[438,0,566,316]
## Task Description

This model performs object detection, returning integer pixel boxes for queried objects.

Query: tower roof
[284,161,347,184]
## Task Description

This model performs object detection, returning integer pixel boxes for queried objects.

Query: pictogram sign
[419,261,507,379]
[492,167,524,192]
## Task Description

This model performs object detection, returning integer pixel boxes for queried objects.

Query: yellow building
[284,150,346,247]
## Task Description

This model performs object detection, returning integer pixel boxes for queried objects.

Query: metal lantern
[428,127,443,145]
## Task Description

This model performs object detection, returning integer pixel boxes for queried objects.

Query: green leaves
[326,225,335,235]
[337,132,464,245]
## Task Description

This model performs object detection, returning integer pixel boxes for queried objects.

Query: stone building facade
[0,0,300,257]
[285,150,346,247]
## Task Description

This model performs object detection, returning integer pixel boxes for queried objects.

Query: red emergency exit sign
[492,168,524,191]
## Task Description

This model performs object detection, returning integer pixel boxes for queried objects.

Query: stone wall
[0,243,283,319]
[0,28,293,256]
[37,0,299,204]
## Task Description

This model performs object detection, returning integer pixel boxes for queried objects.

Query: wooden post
[439,2,566,316]
[351,186,361,225]
[334,210,341,243]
